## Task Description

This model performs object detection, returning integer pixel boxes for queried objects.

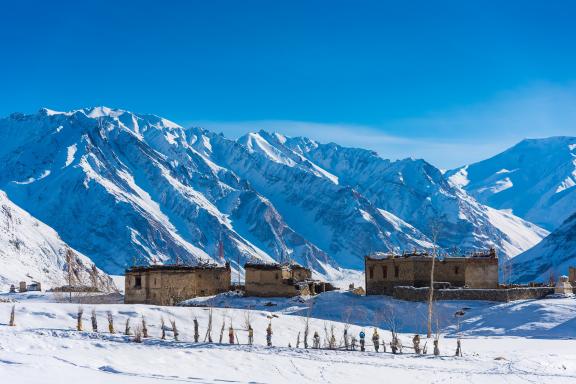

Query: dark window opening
[454,266,459,275]
[369,267,374,279]
[275,273,279,280]
[134,276,142,289]
[394,266,399,278]
[382,266,388,279]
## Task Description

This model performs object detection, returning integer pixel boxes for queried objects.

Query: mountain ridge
[0,107,549,282]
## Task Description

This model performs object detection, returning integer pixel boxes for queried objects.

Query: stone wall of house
[244,267,301,297]
[569,267,576,284]
[465,259,499,288]
[365,255,498,295]
[392,286,554,302]
[244,264,316,297]
[365,257,417,295]
[125,266,231,306]
[291,266,312,281]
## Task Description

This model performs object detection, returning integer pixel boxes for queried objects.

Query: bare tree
[204,308,213,342]
[243,310,254,345]
[266,320,273,347]
[107,311,115,333]
[412,334,421,354]
[141,315,148,338]
[124,318,131,336]
[219,317,226,343]
[433,317,441,356]
[170,318,179,341]
[501,255,513,287]
[300,299,314,349]
[454,309,465,357]
[341,307,353,350]
[329,325,337,350]
[228,323,235,344]
[9,305,16,326]
[427,220,442,338]
[91,309,98,332]
[193,316,199,343]
[77,307,84,331]
[133,325,143,343]
[312,330,320,348]
[383,304,402,354]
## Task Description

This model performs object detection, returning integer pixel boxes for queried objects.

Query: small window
[454,266,459,275]
[382,266,388,279]
[134,276,142,289]
[154,278,157,286]
[275,273,279,280]
[369,267,374,279]
[394,266,399,278]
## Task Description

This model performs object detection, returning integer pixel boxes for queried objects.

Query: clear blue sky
[1,1,574,167]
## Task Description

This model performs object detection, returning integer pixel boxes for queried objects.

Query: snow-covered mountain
[228,131,545,257]
[510,212,576,283]
[0,107,547,278]
[0,190,115,291]
[447,137,576,231]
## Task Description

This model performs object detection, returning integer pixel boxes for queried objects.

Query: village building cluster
[119,247,575,306]
[124,260,336,305]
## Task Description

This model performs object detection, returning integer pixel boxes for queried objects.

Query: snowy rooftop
[366,248,497,260]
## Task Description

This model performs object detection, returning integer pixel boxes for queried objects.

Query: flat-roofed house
[365,249,499,295]
[244,263,334,297]
[125,263,231,306]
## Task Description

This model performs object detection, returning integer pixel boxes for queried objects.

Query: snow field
[1,292,576,383]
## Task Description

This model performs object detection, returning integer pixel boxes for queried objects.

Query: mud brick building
[244,263,335,297]
[365,249,499,295]
[569,266,576,285]
[124,263,231,306]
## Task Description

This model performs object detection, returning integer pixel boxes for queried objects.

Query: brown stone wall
[365,258,416,295]
[125,267,231,306]
[465,259,499,288]
[569,267,576,284]
[291,267,312,282]
[365,256,498,295]
[434,258,467,286]
[244,267,301,297]
[393,286,553,302]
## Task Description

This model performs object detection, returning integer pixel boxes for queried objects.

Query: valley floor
[1,292,575,383]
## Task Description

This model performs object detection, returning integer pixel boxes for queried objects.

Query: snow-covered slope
[0,108,335,276]
[447,137,576,231]
[0,107,547,278]
[187,129,434,269]
[510,212,576,283]
[271,132,547,258]
[2,293,576,383]
[0,190,114,291]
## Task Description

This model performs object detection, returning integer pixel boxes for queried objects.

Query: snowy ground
[1,291,576,383]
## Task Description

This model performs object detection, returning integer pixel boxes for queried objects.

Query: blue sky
[0,1,574,168]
